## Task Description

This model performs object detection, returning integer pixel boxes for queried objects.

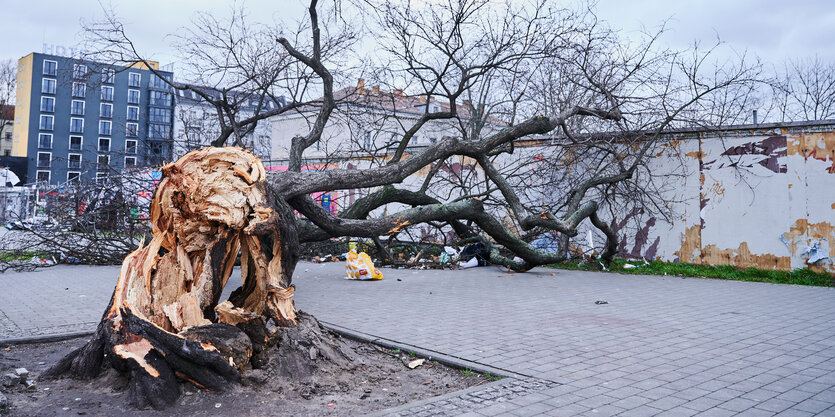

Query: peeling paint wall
[633,123,835,273]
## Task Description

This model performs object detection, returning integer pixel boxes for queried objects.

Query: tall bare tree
[770,56,835,121]
[0,59,16,156]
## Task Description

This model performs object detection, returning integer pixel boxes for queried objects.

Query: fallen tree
[41,0,761,408]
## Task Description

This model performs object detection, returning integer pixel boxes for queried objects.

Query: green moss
[547,259,833,287]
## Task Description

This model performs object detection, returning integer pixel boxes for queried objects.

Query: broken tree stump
[43,147,300,409]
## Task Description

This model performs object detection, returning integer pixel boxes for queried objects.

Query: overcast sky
[2,0,833,71]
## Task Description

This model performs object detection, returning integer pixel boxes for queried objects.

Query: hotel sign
[42,43,88,59]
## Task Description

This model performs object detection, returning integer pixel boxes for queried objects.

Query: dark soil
[0,334,489,416]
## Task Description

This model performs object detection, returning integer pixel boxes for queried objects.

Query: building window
[150,74,170,89]
[3,150,9,157]
[149,124,170,139]
[128,72,141,87]
[40,96,55,112]
[103,68,115,84]
[363,131,372,148]
[70,117,84,133]
[97,154,110,170]
[149,107,171,123]
[37,171,51,183]
[68,153,82,169]
[71,100,85,116]
[69,136,83,151]
[96,172,107,183]
[127,89,140,104]
[98,137,110,152]
[42,60,57,76]
[126,123,138,137]
[101,86,114,101]
[39,115,54,130]
[38,133,52,149]
[42,78,56,94]
[125,139,137,154]
[99,121,111,136]
[100,103,113,118]
[73,64,87,79]
[150,91,171,106]
[127,106,139,121]
[125,156,137,167]
[37,152,51,168]
[150,142,164,156]
[72,82,86,97]
[67,172,80,182]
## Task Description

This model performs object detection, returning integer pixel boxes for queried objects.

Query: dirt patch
[0,334,490,416]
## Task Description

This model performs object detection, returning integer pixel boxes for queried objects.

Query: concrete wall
[617,122,835,273]
[270,119,834,273]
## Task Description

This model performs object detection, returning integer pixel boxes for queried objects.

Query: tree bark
[43,148,299,409]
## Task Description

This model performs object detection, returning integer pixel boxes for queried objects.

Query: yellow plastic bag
[345,251,384,280]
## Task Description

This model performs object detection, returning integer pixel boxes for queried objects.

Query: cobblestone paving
[2,263,835,416]
[370,378,560,417]
[0,265,119,339]
[293,263,835,416]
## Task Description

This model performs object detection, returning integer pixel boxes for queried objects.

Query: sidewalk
[1,262,834,416]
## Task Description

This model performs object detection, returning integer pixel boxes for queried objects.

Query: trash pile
[304,238,522,273]
[345,242,384,280]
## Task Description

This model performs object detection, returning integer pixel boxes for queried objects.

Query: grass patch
[548,258,833,287]
[0,251,51,262]
[459,368,503,381]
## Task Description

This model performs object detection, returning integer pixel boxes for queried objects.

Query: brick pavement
[1,262,834,416]
[0,265,119,339]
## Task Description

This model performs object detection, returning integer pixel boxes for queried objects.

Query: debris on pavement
[459,257,479,269]
[459,242,489,267]
[407,359,426,369]
[345,250,384,280]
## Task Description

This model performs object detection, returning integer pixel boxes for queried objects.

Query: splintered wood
[44,148,300,409]
[111,147,296,333]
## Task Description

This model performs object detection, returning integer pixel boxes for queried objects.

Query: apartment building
[11,53,175,184]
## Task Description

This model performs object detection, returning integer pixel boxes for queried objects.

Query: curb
[3,321,526,381]
[0,330,94,347]
[320,320,527,380]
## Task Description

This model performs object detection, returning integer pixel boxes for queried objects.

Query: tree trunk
[42,148,303,409]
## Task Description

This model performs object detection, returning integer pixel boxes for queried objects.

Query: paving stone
[693,407,737,417]
[718,397,759,412]
[3,263,835,417]
[786,398,831,414]
[641,387,679,401]
[611,395,652,410]
[588,404,627,415]
[753,398,796,413]
[620,404,663,417]
[773,409,814,417]
[655,406,700,417]
[683,396,725,412]
[735,408,776,417]
[646,396,689,411]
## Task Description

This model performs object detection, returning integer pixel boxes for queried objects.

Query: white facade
[173,90,279,160]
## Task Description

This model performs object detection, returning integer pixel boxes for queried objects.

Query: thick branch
[270,105,622,197]
[590,211,618,262]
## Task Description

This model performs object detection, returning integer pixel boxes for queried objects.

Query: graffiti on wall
[628,126,835,273]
